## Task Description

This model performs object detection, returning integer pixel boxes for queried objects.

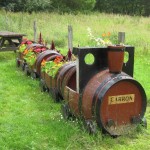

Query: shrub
[0,0,52,12]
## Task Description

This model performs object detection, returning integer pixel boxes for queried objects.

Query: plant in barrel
[16,38,33,68]
[23,49,36,67]
[23,46,46,67]
[18,39,33,59]
[41,55,65,78]
[23,45,47,77]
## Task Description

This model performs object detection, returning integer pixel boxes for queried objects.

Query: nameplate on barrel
[108,94,135,105]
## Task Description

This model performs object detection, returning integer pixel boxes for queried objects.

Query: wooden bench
[0,31,26,52]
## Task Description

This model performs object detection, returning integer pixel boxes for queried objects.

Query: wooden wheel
[84,120,97,135]
[39,79,48,92]
[61,103,72,120]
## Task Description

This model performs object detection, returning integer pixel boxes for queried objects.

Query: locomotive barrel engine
[16,39,147,136]
[61,46,147,136]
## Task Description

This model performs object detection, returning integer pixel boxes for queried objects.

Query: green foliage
[41,61,63,78]
[0,0,96,13]
[1,0,150,16]
[24,50,36,66]
[142,0,150,16]
[41,56,64,78]
[62,0,96,12]
[24,0,52,13]
[0,0,52,12]
[95,0,150,16]
[18,44,26,53]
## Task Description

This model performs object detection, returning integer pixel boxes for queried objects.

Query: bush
[94,0,150,16]
[64,0,96,12]
[0,0,52,12]
[0,0,96,13]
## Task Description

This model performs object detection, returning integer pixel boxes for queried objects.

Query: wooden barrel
[26,43,43,50]
[57,62,76,97]
[36,50,61,76]
[81,69,147,136]
[21,44,47,75]
[61,65,76,97]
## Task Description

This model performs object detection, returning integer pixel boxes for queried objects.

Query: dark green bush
[94,0,150,16]
[0,0,96,13]
[51,0,96,13]
[0,0,149,16]
[0,0,52,12]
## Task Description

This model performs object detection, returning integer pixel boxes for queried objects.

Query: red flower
[34,48,41,53]
[67,48,72,61]
[50,40,55,50]
[21,40,32,45]
[41,47,46,51]
[27,41,32,45]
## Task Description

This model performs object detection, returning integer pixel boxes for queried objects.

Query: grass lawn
[0,50,149,150]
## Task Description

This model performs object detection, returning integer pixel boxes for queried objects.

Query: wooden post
[118,32,125,44]
[76,57,79,93]
[68,25,73,51]
[33,21,37,42]
[68,25,79,92]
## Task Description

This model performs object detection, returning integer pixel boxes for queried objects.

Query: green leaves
[41,61,63,78]
[18,44,26,53]
[95,0,149,16]
[24,50,36,66]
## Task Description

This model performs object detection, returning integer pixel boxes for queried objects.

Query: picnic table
[0,31,26,52]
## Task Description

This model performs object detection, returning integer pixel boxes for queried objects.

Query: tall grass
[0,11,150,149]
[0,11,150,53]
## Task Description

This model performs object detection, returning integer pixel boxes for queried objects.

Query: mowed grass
[0,11,150,149]
[0,52,150,150]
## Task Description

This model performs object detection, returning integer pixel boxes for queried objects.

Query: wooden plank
[118,32,125,44]
[76,57,79,93]
[0,31,25,52]
[68,25,73,52]
[0,31,26,37]
[33,21,37,42]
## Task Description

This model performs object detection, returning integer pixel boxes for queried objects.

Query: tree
[142,0,150,16]
[94,0,150,16]
[51,0,96,12]
[0,0,52,12]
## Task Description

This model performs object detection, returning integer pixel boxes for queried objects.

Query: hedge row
[0,0,150,16]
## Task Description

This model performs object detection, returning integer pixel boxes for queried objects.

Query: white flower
[87,27,112,47]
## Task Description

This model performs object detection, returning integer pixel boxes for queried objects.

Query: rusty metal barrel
[57,62,76,97]
[81,69,147,136]
[36,50,61,76]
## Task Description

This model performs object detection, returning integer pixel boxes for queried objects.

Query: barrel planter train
[16,39,147,136]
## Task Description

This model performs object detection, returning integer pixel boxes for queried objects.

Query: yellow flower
[23,49,28,55]
[41,59,46,67]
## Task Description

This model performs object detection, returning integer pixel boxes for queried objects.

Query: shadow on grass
[0,51,17,62]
